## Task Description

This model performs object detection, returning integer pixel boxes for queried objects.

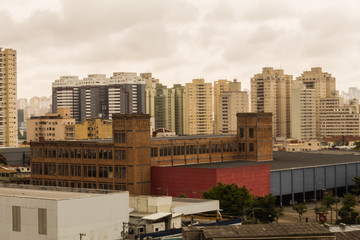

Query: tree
[322,195,336,223]
[251,194,280,223]
[339,193,359,224]
[352,176,360,195]
[292,203,307,222]
[178,194,187,198]
[202,183,253,217]
[0,154,7,165]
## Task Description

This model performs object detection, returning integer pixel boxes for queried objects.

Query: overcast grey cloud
[1,0,360,98]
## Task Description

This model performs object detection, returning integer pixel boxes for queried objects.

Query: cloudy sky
[1,0,360,99]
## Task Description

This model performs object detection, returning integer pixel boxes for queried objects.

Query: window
[12,206,21,232]
[38,208,47,235]
[249,143,254,152]
[240,128,244,138]
[249,128,254,138]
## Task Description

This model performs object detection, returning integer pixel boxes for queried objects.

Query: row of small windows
[239,128,254,138]
[114,131,126,143]
[31,179,126,190]
[32,148,126,160]
[32,163,126,179]
[151,142,255,157]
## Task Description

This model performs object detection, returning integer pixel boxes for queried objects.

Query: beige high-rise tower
[251,67,293,138]
[185,79,213,135]
[214,79,230,134]
[291,80,317,140]
[216,79,249,135]
[0,48,17,147]
[296,67,336,138]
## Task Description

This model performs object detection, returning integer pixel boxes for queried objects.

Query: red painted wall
[216,165,270,196]
[151,164,270,198]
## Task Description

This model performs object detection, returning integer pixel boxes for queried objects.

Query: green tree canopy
[352,176,360,195]
[0,154,7,165]
[292,203,307,222]
[202,183,253,217]
[251,194,278,223]
[339,193,359,224]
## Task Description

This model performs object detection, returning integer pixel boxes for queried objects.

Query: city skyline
[2,0,360,99]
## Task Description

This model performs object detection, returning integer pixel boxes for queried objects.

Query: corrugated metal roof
[336,230,360,240]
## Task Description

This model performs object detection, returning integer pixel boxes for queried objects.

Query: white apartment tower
[296,67,336,138]
[291,80,317,140]
[251,67,293,138]
[218,80,249,135]
[0,48,17,147]
[185,79,213,135]
[320,98,360,137]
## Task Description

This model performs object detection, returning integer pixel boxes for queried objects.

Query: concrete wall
[0,196,58,240]
[57,192,129,240]
[0,191,128,240]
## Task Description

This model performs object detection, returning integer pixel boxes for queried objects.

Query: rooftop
[179,151,360,171]
[184,223,333,238]
[152,134,236,141]
[0,184,119,200]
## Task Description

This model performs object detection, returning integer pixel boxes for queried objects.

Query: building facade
[185,79,213,135]
[320,98,360,137]
[30,113,273,195]
[214,80,230,135]
[291,80,317,140]
[0,48,17,147]
[251,67,292,138]
[0,185,128,240]
[26,108,75,142]
[296,67,337,138]
[52,72,146,122]
[218,80,249,134]
[65,118,112,140]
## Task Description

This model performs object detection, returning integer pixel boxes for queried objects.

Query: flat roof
[152,134,236,141]
[184,223,333,238]
[177,151,360,171]
[0,184,121,200]
[0,187,103,200]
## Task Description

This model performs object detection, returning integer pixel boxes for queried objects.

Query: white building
[0,185,129,240]
[129,195,219,235]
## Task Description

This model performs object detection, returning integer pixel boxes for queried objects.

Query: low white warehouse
[0,185,129,240]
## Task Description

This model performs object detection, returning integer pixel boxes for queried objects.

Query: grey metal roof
[184,223,333,238]
[335,230,360,240]
[178,151,360,171]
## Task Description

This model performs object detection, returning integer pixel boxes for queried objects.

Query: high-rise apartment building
[154,83,175,131]
[185,79,213,135]
[217,80,249,134]
[52,72,146,122]
[214,80,230,134]
[251,67,292,138]
[291,80,317,140]
[319,98,360,137]
[144,74,186,135]
[172,84,186,135]
[296,67,336,138]
[0,48,17,147]
[27,108,75,142]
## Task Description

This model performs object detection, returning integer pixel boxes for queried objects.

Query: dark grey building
[52,73,146,122]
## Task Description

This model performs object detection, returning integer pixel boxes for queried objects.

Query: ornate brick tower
[112,114,151,194]
[237,113,273,161]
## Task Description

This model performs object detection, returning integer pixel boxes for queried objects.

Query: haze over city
[1,0,360,99]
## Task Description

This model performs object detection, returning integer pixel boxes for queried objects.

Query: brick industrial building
[30,113,273,195]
